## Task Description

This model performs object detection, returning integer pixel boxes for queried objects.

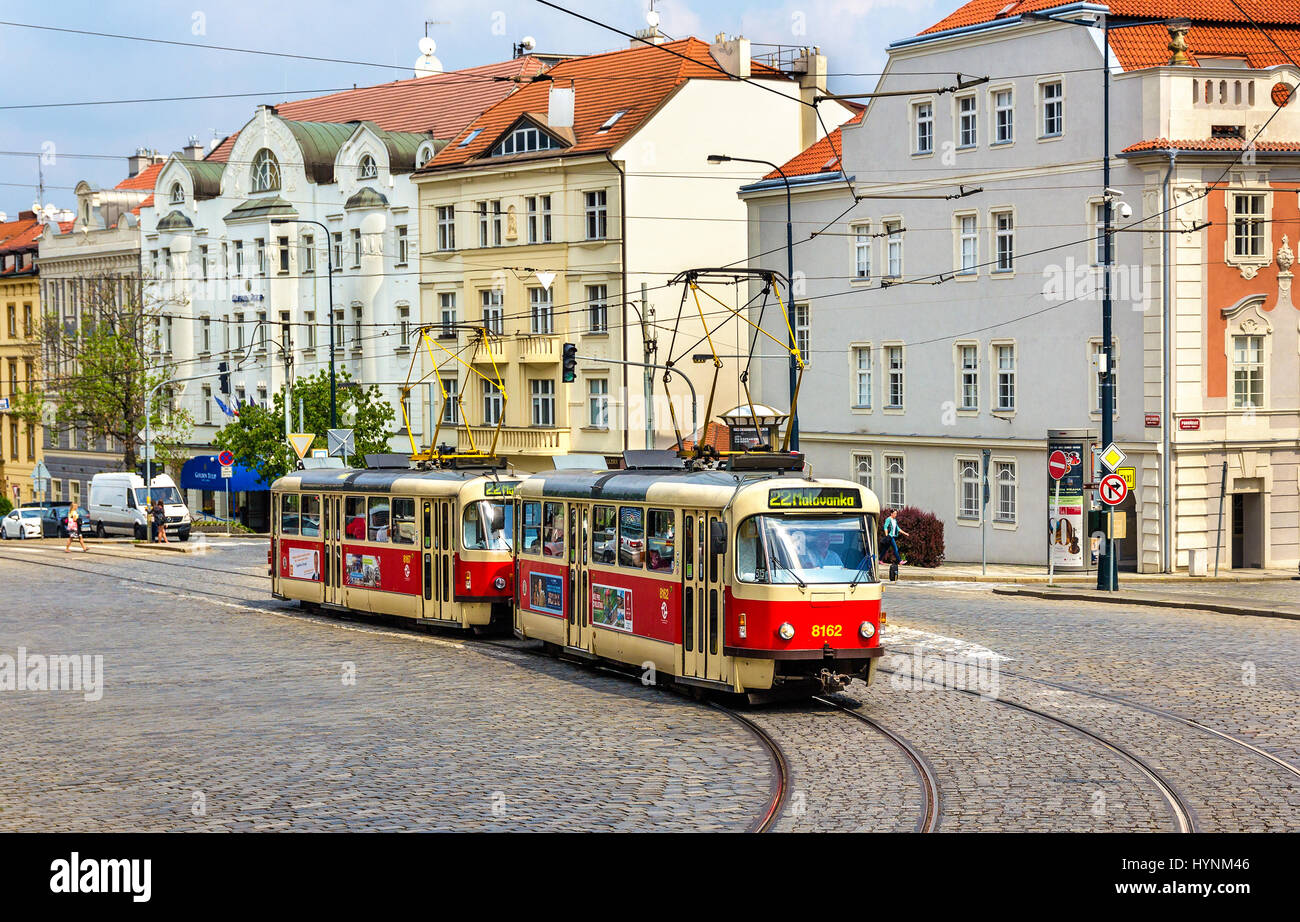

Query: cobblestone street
[1,540,1296,833]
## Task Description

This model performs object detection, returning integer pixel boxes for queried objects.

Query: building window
[396,225,409,265]
[331,232,343,270]
[481,290,503,335]
[255,238,266,275]
[358,154,377,179]
[477,202,489,247]
[958,458,981,520]
[334,310,344,354]
[995,461,1017,523]
[304,311,315,350]
[852,345,871,408]
[1232,334,1264,408]
[853,452,872,491]
[302,234,315,273]
[586,284,608,333]
[278,235,290,273]
[491,125,559,157]
[251,148,281,192]
[234,312,245,350]
[492,201,503,247]
[202,385,213,425]
[993,89,1013,143]
[958,213,978,274]
[886,345,904,409]
[886,455,905,509]
[914,102,933,154]
[1041,81,1063,137]
[996,344,1016,411]
[853,223,871,279]
[584,190,608,240]
[531,378,555,427]
[587,377,609,428]
[526,194,552,243]
[482,378,503,425]
[441,377,460,424]
[994,211,1014,272]
[163,316,174,354]
[959,344,978,410]
[1232,193,1266,258]
[793,303,810,363]
[170,182,185,204]
[397,305,411,349]
[234,241,244,277]
[439,293,457,337]
[957,95,978,147]
[351,229,361,267]
[1093,201,1108,266]
[352,307,362,350]
[199,244,209,281]
[530,287,553,334]
[886,221,903,277]
[255,311,267,352]
[200,317,211,355]
[436,206,455,251]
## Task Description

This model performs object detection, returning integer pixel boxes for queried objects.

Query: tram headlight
[859,621,876,640]
[778,622,795,641]
[493,576,507,590]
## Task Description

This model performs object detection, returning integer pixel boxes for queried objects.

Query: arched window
[416,143,435,168]
[358,154,378,179]
[251,148,280,193]
[169,181,185,204]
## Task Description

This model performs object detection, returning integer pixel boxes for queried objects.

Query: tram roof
[522,468,759,503]
[274,467,492,493]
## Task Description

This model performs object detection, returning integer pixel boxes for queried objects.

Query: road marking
[883,624,1010,662]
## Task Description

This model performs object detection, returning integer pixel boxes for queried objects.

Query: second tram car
[270,466,518,630]
[513,458,884,696]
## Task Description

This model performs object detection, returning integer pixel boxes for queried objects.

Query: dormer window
[358,154,378,179]
[491,124,559,157]
[251,148,280,193]
[597,110,627,133]
[417,142,436,167]
[169,182,185,204]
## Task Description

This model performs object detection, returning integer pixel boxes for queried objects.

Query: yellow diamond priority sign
[289,433,316,459]
[1099,442,1127,473]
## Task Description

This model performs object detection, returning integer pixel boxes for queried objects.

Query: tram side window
[521,501,543,555]
[618,506,644,569]
[280,493,299,536]
[646,508,675,573]
[345,496,366,540]
[391,497,416,545]
[542,502,565,558]
[736,517,764,583]
[368,497,390,542]
[592,505,616,563]
[300,494,320,537]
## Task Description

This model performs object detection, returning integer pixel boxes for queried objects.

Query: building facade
[415,35,850,470]
[741,0,1300,572]
[0,211,50,506]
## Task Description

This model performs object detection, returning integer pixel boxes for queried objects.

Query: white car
[1,508,45,540]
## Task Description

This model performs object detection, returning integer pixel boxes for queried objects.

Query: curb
[992,586,1300,621]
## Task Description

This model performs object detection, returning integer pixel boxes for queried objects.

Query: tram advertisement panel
[524,571,564,616]
[591,584,633,633]
[343,546,420,594]
[279,541,323,582]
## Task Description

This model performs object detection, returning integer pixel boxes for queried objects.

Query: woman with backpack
[64,502,87,553]
[152,499,169,544]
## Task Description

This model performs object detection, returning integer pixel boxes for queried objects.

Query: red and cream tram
[513,456,885,696]
[270,466,518,630]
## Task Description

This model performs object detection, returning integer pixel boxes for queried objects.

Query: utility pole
[640,282,655,450]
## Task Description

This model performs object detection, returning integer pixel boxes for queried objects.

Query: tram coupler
[816,669,853,693]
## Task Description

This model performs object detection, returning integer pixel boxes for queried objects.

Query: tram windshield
[736,514,877,585]
[463,500,514,551]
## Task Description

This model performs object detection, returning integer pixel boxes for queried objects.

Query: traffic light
[217,361,231,395]
[562,342,577,383]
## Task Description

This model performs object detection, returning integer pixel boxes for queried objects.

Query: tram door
[433,498,455,621]
[681,510,727,683]
[322,495,344,606]
[421,499,436,619]
[567,504,592,651]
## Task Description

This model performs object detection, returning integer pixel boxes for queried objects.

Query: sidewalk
[990,584,1300,621]
[896,562,1294,584]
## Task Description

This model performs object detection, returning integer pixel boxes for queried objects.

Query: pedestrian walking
[152,499,169,544]
[883,509,908,565]
[63,502,87,553]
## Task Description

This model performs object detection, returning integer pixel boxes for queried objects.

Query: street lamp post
[708,154,798,450]
[272,217,336,429]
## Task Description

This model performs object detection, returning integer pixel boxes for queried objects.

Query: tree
[32,273,189,471]
[212,367,395,483]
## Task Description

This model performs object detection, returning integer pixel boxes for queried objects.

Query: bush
[0,496,11,517]
[877,506,945,568]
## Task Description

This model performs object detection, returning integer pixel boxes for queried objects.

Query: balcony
[456,425,567,455]
[515,334,560,364]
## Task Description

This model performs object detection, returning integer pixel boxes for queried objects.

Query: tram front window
[463,500,514,551]
[736,514,876,585]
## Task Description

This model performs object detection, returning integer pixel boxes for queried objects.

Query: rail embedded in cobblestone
[707,704,790,833]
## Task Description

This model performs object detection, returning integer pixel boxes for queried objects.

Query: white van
[87,473,192,541]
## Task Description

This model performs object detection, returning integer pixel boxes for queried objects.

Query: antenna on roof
[415,20,447,77]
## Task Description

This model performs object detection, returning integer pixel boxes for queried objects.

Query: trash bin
[1187,548,1208,577]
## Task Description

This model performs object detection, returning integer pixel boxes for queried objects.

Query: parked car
[1,508,45,540]
[88,472,192,541]
[19,500,72,538]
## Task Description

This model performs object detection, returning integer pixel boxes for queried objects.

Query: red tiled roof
[115,161,164,192]
[273,57,547,136]
[428,38,788,171]
[765,109,865,179]
[1122,137,1300,152]
[1108,22,1300,69]
[921,0,1300,36]
[206,134,236,163]
[0,215,42,253]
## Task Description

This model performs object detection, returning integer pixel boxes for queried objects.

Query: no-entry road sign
[1048,450,1072,481]
[1099,473,1129,506]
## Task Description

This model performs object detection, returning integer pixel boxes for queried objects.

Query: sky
[0,0,950,210]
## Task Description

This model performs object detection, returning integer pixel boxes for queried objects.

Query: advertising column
[1046,428,1096,572]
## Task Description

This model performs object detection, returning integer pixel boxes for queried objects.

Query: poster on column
[1047,437,1085,569]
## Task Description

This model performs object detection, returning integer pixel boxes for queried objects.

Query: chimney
[184,135,205,160]
[710,33,751,78]
[796,47,829,151]
[0,212,7,224]
[127,146,151,177]
[1167,20,1192,65]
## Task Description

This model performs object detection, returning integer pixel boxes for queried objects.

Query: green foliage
[212,367,395,484]
[0,496,11,517]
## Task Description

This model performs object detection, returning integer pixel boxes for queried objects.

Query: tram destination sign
[484,481,518,497]
[768,486,862,509]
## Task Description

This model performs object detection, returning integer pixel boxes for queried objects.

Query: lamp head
[707,154,730,163]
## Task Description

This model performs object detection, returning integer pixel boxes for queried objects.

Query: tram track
[812,695,940,833]
[706,704,791,833]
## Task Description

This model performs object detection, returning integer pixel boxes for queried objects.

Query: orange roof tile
[427,38,789,171]
[206,134,236,163]
[765,109,865,179]
[921,1,1300,36]
[1108,22,1300,70]
[0,214,42,253]
[115,160,164,192]
[1122,137,1300,151]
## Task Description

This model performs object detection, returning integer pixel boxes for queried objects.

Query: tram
[513,452,885,697]
[270,465,518,630]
